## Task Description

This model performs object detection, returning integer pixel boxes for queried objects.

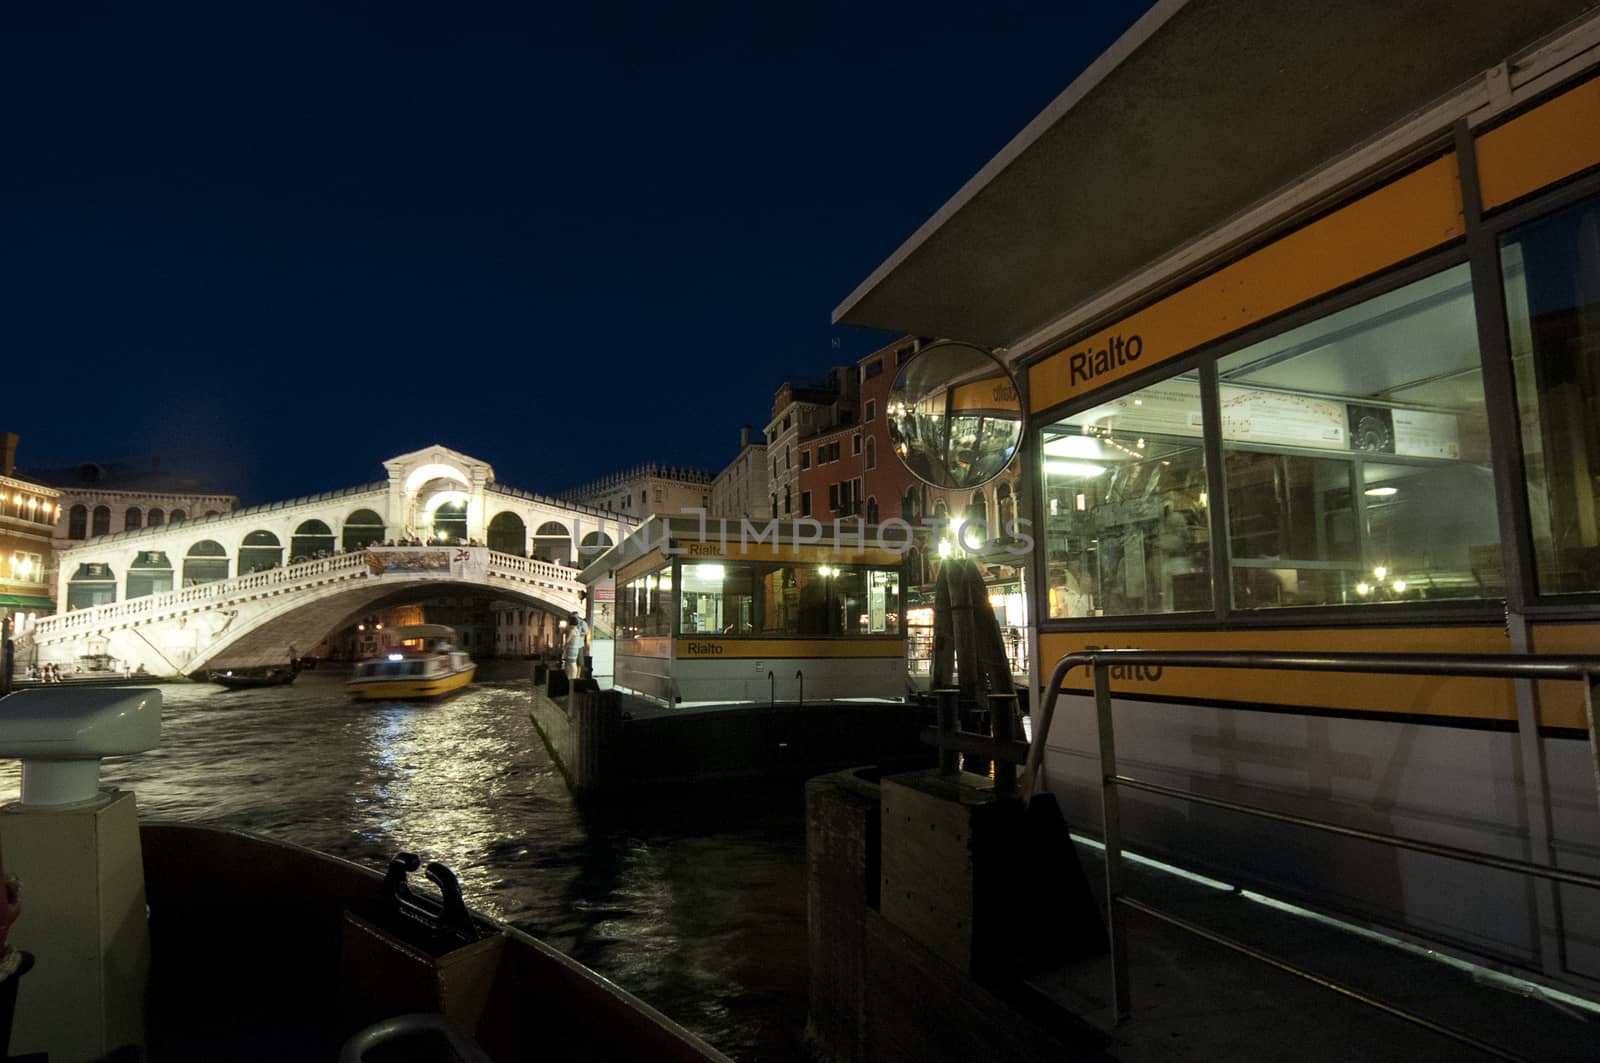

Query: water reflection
[0,668,808,1061]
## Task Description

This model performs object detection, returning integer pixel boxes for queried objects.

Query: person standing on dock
[563,611,589,681]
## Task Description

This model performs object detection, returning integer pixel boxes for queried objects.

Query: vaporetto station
[20,446,635,676]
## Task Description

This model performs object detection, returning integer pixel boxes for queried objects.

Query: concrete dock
[529,683,933,795]
[806,767,1598,1063]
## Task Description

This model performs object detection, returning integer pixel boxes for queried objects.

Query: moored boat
[0,687,730,1062]
[347,624,476,701]
[138,823,730,1062]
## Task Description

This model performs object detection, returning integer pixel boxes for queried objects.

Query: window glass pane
[1502,193,1600,595]
[1217,262,1500,607]
[1041,374,1211,617]
[759,565,900,635]
[679,562,755,634]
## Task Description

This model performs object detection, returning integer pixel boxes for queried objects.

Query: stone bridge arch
[193,577,579,671]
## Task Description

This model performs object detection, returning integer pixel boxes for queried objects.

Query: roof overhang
[833,0,1600,352]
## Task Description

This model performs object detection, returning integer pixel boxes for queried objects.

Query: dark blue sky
[4,3,1151,504]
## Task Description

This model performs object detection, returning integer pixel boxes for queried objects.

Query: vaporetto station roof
[833,0,1600,358]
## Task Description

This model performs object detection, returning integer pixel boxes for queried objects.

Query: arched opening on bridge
[126,550,174,599]
[291,520,336,561]
[487,512,526,555]
[532,521,571,563]
[183,540,230,586]
[342,509,386,551]
[68,504,87,539]
[124,507,143,532]
[171,509,186,523]
[579,530,613,563]
[148,508,165,528]
[68,562,117,609]
[91,505,111,537]
[408,469,470,542]
[431,501,468,545]
[239,530,283,574]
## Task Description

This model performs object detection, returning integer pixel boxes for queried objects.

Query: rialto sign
[1068,333,1144,386]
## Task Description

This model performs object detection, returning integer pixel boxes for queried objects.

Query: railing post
[989,692,1017,797]
[936,688,959,776]
[1094,661,1130,1023]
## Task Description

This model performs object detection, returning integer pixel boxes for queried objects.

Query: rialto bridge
[20,446,636,676]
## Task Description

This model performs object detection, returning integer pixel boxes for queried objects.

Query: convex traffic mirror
[887,341,1022,489]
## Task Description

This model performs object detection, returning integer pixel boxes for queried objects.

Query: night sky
[4,3,1152,505]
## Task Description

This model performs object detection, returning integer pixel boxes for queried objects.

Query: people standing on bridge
[563,612,589,681]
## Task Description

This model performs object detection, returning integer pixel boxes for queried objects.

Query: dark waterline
[0,666,811,1062]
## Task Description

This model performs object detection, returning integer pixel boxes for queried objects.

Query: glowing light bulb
[1374,566,1387,580]
[1356,582,1371,596]
[1392,580,1407,593]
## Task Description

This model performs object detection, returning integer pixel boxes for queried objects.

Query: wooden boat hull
[208,670,298,691]
[139,822,729,1062]
[347,664,476,701]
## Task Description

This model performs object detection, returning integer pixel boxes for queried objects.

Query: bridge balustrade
[27,548,584,647]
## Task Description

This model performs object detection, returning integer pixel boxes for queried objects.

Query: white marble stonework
[25,445,636,676]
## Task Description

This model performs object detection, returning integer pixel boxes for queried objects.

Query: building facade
[764,367,859,521]
[0,433,62,635]
[560,464,714,524]
[36,458,239,544]
[708,427,769,521]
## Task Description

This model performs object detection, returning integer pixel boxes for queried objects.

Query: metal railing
[1025,649,1600,1063]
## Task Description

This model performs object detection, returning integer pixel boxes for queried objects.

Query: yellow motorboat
[347,623,476,701]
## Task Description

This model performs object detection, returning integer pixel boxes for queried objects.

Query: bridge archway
[148,508,165,527]
[291,520,335,560]
[342,509,385,551]
[194,578,581,672]
[533,521,571,563]
[239,530,283,574]
[487,512,526,555]
[184,540,229,586]
[580,530,613,562]
[92,505,111,537]
[68,504,87,539]
[124,507,143,532]
[127,550,173,599]
[68,562,117,609]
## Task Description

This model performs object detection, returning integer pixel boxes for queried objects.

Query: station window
[1217,261,1500,608]
[1502,191,1600,596]
[760,564,901,635]
[617,567,674,638]
[679,562,755,634]
[1042,373,1211,618]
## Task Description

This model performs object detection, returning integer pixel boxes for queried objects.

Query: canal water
[0,665,811,1062]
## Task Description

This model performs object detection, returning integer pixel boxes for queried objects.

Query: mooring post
[935,688,959,776]
[989,692,1017,797]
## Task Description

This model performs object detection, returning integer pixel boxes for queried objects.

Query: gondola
[207,665,299,690]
